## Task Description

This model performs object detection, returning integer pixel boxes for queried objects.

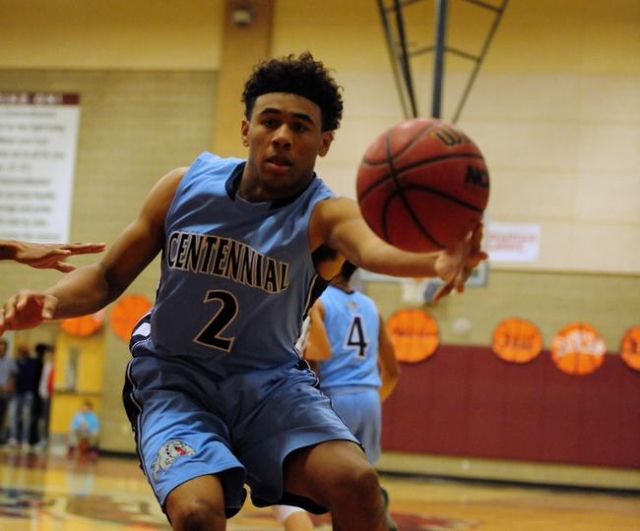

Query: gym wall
[1,1,638,474]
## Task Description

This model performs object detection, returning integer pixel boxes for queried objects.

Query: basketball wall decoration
[60,310,105,337]
[492,317,543,363]
[109,294,152,342]
[550,322,606,375]
[620,325,640,372]
[386,308,439,363]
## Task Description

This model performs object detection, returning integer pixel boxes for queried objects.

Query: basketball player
[0,239,105,272]
[273,260,400,531]
[0,53,486,530]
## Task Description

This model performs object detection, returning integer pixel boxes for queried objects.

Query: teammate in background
[273,261,401,530]
[0,53,486,530]
[0,239,105,272]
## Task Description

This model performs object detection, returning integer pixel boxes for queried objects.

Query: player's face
[240,92,333,201]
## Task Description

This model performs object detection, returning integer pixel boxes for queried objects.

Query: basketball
[356,117,490,253]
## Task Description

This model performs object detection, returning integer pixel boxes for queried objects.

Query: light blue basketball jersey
[316,285,382,390]
[140,151,334,373]
[123,152,361,515]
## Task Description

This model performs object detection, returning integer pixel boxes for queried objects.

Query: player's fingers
[433,282,454,302]
[2,295,21,320]
[13,291,56,320]
[466,251,488,270]
[54,261,76,273]
[41,296,58,320]
[463,223,484,253]
[64,242,106,254]
[456,265,473,286]
[14,291,35,310]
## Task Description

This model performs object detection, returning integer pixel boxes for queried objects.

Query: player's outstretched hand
[13,241,106,272]
[0,290,59,335]
[433,223,488,302]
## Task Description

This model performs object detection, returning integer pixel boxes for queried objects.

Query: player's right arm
[0,167,187,334]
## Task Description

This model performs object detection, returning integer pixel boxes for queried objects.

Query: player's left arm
[377,312,400,402]
[310,197,487,300]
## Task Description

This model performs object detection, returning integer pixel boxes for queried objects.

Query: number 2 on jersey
[194,290,238,351]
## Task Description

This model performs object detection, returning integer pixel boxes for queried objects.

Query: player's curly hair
[242,51,343,132]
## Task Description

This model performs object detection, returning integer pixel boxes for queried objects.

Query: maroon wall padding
[381,345,640,468]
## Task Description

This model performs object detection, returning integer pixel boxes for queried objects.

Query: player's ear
[318,131,334,157]
[241,120,250,147]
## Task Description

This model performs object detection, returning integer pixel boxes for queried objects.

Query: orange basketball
[386,308,439,363]
[550,322,606,375]
[356,117,490,252]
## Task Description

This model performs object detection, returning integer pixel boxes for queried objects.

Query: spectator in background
[68,399,100,460]
[7,343,41,452]
[0,339,17,444]
[0,239,105,273]
[28,344,45,447]
[32,343,55,449]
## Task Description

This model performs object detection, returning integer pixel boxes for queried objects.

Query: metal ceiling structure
[377,0,509,123]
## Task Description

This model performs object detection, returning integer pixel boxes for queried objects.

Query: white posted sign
[487,222,541,262]
[0,92,80,243]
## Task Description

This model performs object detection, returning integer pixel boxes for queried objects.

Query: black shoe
[381,487,399,530]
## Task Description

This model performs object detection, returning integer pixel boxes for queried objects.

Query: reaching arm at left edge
[0,167,187,335]
[0,239,106,272]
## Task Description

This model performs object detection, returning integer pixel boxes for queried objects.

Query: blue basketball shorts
[322,386,382,464]
[122,352,359,517]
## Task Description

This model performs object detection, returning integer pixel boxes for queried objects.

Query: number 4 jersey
[315,285,382,391]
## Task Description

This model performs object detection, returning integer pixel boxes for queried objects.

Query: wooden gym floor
[0,448,638,530]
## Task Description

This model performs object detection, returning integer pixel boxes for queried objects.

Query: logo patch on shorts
[152,440,195,480]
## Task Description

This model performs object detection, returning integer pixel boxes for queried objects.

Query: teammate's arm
[303,302,332,362]
[377,313,400,402]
